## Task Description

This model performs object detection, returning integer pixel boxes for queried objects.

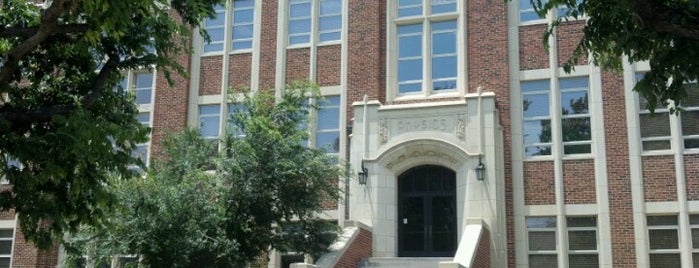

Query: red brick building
[5,0,699,267]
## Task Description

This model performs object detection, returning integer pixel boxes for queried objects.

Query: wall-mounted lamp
[475,156,486,181]
[358,160,368,185]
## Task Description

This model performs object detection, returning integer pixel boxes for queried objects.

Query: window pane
[526,145,552,156]
[432,56,456,79]
[233,24,253,39]
[649,254,681,268]
[431,0,456,14]
[567,216,597,227]
[640,113,670,138]
[433,80,456,91]
[289,35,310,45]
[647,215,678,226]
[522,80,549,92]
[692,228,699,249]
[399,83,422,93]
[526,217,556,228]
[564,144,591,154]
[560,77,589,90]
[233,9,254,23]
[523,93,550,117]
[232,41,251,51]
[320,32,341,42]
[316,132,339,153]
[289,19,311,34]
[399,35,422,58]
[134,73,153,105]
[199,105,221,138]
[529,255,557,268]
[398,59,422,82]
[682,110,699,137]
[137,112,150,126]
[318,108,340,129]
[684,83,699,107]
[320,0,342,14]
[529,231,556,250]
[569,254,599,268]
[432,32,456,54]
[643,140,671,151]
[561,91,588,115]
[524,120,552,144]
[398,0,422,17]
[568,230,597,250]
[320,16,342,32]
[649,229,679,249]
[0,258,9,268]
[0,241,10,255]
[562,117,591,142]
[290,2,311,17]
[234,0,253,8]
[690,214,699,225]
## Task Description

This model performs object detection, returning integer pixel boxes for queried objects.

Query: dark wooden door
[398,165,457,257]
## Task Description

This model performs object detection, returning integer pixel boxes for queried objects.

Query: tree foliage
[527,0,699,112]
[0,0,221,247]
[65,82,341,268]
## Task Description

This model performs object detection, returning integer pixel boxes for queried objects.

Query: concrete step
[358,257,452,268]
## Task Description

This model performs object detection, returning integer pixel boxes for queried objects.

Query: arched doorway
[398,165,457,257]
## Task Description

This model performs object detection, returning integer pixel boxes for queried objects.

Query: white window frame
[691,215,699,264]
[388,0,464,102]
[526,216,558,267]
[647,215,681,266]
[311,94,341,158]
[198,103,222,140]
[636,72,672,153]
[521,70,593,160]
[559,77,592,155]
[566,216,599,266]
[0,228,13,268]
[201,0,257,56]
[633,66,699,154]
[287,0,343,48]
[122,70,155,166]
[518,0,585,25]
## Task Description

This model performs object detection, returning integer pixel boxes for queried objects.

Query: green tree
[0,0,221,247]
[524,0,699,112]
[65,82,341,267]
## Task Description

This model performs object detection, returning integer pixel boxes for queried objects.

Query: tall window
[647,215,681,267]
[526,216,600,267]
[120,71,155,165]
[522,76,591,157]
[567,217,598,267]
[203,0,256,53]
[527,216,558,267]
[691,215,699,267]
[0,229,13,268]
[315,96,340,156]
[395,0,459,96]
[288,0,342,46]
[681,83,699,149]
[636,73,699,151]
[519,0,545,23]
[199,104,221,140]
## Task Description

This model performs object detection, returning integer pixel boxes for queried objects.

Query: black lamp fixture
[475,156,486,181]
[358,160,368,185]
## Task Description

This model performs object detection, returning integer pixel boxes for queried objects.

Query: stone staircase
[357,257,452,268]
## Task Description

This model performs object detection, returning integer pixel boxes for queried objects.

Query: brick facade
[643,155,678,202]
[563,159,596,204]
[686,154,699,201]
[332,227,372,268]
[524,161,556,205]
[519,25,549,71]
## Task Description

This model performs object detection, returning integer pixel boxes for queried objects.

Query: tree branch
[0,49,121,129]
[630,0,699,40]
[0,0,67,85]
[0,23,90,38]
